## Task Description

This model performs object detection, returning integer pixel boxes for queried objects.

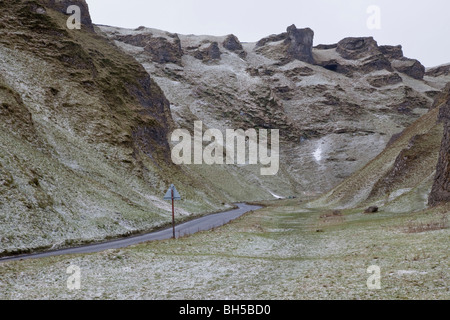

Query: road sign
[163,184,181,239]
[164,184,181,201]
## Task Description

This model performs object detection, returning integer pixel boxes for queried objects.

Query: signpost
[163,184,181,239]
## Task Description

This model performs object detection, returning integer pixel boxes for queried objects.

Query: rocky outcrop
[194,42,222,62]
[145,34,183,65]
[116,33,183,65]
[426,64,450,77]
[361,54,394,73]
[222,34,246,58]
[314,37,392,76]
[429,87,450,206]
[39,0,94,31]
[336,37,381,60]
[336,37,393,73]
[254,25,314,64]
[392,59,425,80]
[379,45,404,60]
[316,38,425,79]
[223,34,242,51]
[283,66,315,78]
[284,25,315,64]
[379,45,425,80]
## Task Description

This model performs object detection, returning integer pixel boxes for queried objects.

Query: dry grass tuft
[403,214,448,233]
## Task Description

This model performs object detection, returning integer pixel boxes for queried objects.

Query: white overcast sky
[86,0,449,67]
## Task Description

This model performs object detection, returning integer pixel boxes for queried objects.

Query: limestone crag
[101,24,450,195]
[191,41,222,62]
[255,24,315,64]
[222,34,247,58]
[426,64,450,77]
[115,32,183,65]
[284,25,315,64]
[379,45,425,80]
[314,38,426,79]
[336,37,382,60]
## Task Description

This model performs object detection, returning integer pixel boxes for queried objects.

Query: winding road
[0,203,262,263]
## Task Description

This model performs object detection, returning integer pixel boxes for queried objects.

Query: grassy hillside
[0,0,240,256]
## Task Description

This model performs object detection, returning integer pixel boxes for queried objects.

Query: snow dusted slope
[1,0,448,256]
[99,24,449,197]
[0,1,235,255]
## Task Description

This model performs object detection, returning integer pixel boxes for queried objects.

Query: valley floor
[0,200,448,300]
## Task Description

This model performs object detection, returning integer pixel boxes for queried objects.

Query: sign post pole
[171,187,175,239]
[163,184,181,240]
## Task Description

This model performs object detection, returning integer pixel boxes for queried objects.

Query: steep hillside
[99,24,450,196]
[1,1,449,256]
[308,82,450,212]
[308,93,448,211]
[0,0,235,256]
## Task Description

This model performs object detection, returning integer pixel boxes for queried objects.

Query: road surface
[0,203,262,263]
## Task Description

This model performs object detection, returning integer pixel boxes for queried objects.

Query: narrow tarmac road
[0,203,262,263]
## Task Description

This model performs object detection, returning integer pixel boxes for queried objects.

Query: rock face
[379,45,425,80]
[223,34,242,51]
[39,0,94,31]
[426,64,450,77]
[392,59,425,80]
[205,42,222,60]
[336,37,381,60]
[116,33,183,65]
[194,41,222,62]
[222,34,246,58]
[101,23,449,203]
[314,38,426,80]
[284,25,315,64]
[254,25,314,64]
[429,86,450,206]
[337,37,393,73]
[379,45,404,60]
[314,37,393,76]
